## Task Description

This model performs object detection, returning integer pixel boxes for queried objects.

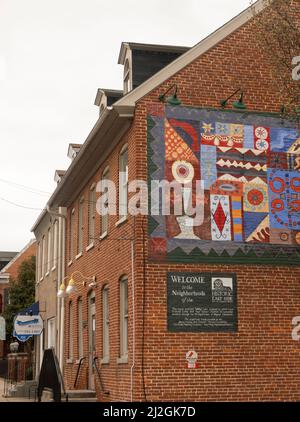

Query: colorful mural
[147,105,300,265]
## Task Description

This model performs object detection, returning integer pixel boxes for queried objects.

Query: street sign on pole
[14,314,43,336]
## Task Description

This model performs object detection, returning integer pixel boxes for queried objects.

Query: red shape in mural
[247,189,264,206]
[213,201,227,234]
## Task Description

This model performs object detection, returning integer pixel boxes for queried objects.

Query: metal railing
[93,357,109,396]
[73,357,86,388]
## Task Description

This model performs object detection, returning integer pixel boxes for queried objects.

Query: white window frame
[88,185,96,246]
[119,145,128,219]
[119,277,128,360]
[39,326,44,369]
[52,220,58,270]
[102,286,109,362]
[101,167,110,236]
[77,298,83,360]
[77,197,84,255]
[37,242,41,281]
[69,208,75,262]
[41,236,46,278]
[123,59,131,94]
[68,301,73,362]
[47,317,56,349]
[46,228,51,274]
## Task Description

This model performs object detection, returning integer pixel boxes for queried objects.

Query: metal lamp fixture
[57,271,96,298]
[159,84,182,106]
[220,88,247,110]
[57,281,67,298]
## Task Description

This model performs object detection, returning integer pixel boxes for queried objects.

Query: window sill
[51,266,56,272]
[115,216,128,227]
[45,271,50,278]
[67,260,73,267]
[66,359,73,364]
[75,252,83,260]
[86,243,94,252]
[39,277,44,282]
[99,231,108,241]
[101,357,110,365]
[117,356,128,364]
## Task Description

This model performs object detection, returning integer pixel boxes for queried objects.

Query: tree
[251,0,300,122]
[3,255,36,344]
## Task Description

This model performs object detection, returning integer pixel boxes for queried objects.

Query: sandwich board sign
[14,314,43,336]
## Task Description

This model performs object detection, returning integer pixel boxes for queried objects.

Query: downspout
[130,238,135,402]
[46,205,66,371]
[59,207,66,372]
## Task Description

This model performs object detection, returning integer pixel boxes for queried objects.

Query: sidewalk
[0,378,34,402]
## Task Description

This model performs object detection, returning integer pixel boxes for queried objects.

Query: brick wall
[5,241,36,281]
[63,3,300,402]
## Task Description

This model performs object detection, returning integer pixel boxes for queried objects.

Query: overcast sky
[0,0,251,251]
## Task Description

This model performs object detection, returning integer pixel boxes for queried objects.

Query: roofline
[118,42,190,65]
[31,208,47,232]
[0,239,36,274]
[0,252,18,258]
[115,0,266,106]
[46,104,134,208]
[68,143,82,148]
[100,88,123,95]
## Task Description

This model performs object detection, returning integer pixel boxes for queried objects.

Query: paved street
[0,378,34,402]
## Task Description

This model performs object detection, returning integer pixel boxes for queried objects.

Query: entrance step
[41,388,97,402]
[65,389,97,402]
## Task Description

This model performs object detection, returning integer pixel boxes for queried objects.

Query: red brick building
[46,0,300,401]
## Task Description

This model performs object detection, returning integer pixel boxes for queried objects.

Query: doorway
[88,291,96,390]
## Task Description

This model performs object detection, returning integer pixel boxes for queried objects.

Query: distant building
[0,241,36,358]
[0,251,17,272]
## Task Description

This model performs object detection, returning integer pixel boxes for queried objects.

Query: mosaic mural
[147,105,300,265]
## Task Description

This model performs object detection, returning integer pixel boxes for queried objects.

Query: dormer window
[123,59,131,94]
[94,88,123,115]
[67,143,82,161]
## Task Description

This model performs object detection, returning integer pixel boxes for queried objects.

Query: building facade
[35,0,300,401]
[32,206,67,372]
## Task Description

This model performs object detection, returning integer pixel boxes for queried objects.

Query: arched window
[68,301,74,361]
[47,227,51,274]
[102,285,109,361]
[53,220,58,269]
[119,276,128,360]
[101,166,110,236]
[69,208,75,261]
[119,145,128,219]
[88,184,96,245]
[77,197,84,255]
[77,298,83,359]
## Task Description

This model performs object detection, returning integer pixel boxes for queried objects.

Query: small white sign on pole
[14,315,43,336]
